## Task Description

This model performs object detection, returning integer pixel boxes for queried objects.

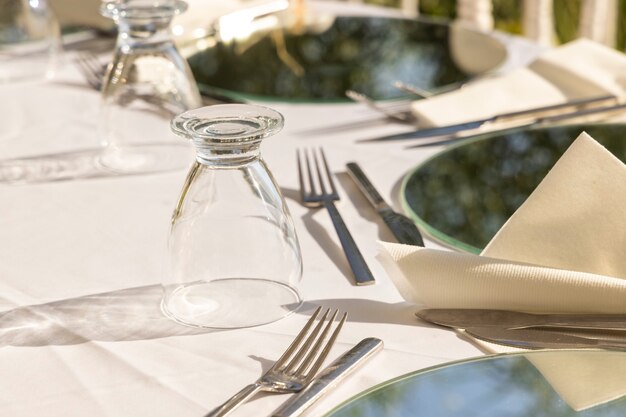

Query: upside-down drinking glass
[162,104,303,328]
[98,0,202,174]
[0,0,62,83]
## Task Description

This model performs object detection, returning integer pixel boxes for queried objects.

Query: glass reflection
[402,124,626,253]
[326,351,626,417]
[186,16,506,101]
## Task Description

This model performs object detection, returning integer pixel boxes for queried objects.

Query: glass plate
[401,123,626,253]
[324,350,626,417]
[187,15,506,102]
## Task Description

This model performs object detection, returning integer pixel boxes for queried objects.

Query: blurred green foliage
[365,0,626,50]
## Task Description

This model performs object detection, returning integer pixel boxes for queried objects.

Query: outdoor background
[368,0,626,50]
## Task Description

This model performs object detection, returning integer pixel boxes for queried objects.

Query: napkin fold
[381,132,626,411]
[383,131,626,313]
[410,39,626,127]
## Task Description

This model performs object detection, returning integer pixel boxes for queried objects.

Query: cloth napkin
[382,132,626,313]
[380,132,626,410]
[410,39,626,127]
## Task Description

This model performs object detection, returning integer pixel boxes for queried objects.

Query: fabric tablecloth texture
[3,6,626,416]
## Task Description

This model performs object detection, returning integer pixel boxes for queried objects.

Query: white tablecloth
[0,13,539,416]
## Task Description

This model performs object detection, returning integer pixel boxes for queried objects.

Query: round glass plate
[325,350,626,417]
[187,15,506,102]
[401,123,626,253]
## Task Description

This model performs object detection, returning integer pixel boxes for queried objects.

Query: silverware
[75,51,107,91]
[297,149,375,286]
[466,326,626,350]
[207,307,347,417]
[405,101,626,149]
[346,162,424,246]
[393,81,434,98]
[75,51,243,104]
[345,90,415,124]
[416,308,626,331]
[271,337,384,417]
[364,94,619,143]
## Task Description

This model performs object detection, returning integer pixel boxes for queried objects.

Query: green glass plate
[324,350,626,417]
[187,15,506,102]
[401,123,626,253]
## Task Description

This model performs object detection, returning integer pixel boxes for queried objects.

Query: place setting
[4,1,626,416]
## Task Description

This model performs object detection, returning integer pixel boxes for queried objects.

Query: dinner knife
[346,162,424,246]
[465,326,626,350]
[271,337,384,417]
[416,309,626,331]
[363,94,618,142]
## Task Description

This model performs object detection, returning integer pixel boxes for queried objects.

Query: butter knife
[465,326,626,350]
[271,337,383,417]
[416,309,626,331]
[346,162,424,246]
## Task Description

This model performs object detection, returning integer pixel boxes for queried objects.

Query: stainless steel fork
[297,148,375,285]
[75,51,107,90]
[206,306,347,417]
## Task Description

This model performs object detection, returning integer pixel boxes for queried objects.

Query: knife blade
[271,337,384,417]
[346,162,424,246]
[362,94,618,143]
[416,309,626,331]
[465,326,626,350]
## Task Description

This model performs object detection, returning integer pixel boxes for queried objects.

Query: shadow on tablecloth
[0,284,212,347]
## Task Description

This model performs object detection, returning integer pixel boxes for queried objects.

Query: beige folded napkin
[382,132,626,313]
[410,39,626,127]
[381,131,626,410]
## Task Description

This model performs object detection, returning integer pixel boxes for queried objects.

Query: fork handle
[323,200,375,285]
[206,383,263,417]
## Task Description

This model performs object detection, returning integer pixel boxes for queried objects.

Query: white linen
[3,6,622,415]
[410,39,626,127]
[0,52,481,416]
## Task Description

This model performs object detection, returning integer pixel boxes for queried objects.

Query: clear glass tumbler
[162,104,303,329]
[98,0,202,174]
[0,0,62,83]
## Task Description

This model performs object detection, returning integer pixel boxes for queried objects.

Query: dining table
[0,2,594,416]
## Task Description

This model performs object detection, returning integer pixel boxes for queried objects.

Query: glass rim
[170,104,285,145]
[100,0,188,20]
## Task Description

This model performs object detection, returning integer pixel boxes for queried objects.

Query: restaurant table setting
[3,0,626,416]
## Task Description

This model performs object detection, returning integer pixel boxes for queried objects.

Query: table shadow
[0,149,136,184]
[282,187,356,285]
[0,284,212,348]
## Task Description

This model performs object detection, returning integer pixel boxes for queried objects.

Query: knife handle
[271,338,384,417]
[346,162,387,210]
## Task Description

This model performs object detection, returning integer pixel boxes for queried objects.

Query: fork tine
[296,149,306,200]
[271,306,322,370]
[301,311,347,381]
[313,148,328,195]
[76,52,104,90]
[304,149,317,197]
[293,309,344,376]
[282,308,330,372]
[318,147,337,195]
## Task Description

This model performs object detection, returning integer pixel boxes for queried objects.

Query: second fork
[297,148,375,285]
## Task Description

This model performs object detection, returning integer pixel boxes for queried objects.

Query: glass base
[99,144,192,175]
[161,278,302,329]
